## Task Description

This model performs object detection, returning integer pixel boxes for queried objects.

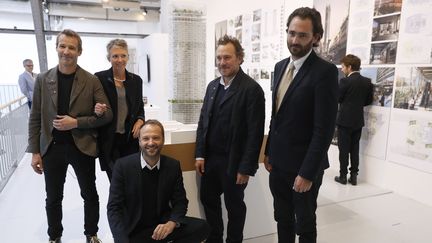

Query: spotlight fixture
[42,0,49,14]
[141,7,148,16]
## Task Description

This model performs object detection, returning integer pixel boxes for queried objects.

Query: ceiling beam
[0,28,148,39]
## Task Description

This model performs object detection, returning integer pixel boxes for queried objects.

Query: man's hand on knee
[152,221,176,240]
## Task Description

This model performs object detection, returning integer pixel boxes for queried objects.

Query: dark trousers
[106,133,139,181]
[200,153,247,243]
[337,126,362,176]
[43,142,99,239]
[129,217,210,243]
[28,100,32,109]
[269,168,323,243]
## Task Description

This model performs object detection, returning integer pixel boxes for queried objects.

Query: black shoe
[86,235,102,243]
[334,176,347,185]
[348,176,357,185]
[48,238,61,243]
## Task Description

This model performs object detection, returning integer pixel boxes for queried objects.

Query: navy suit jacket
[107,154,188,243]
[337,72,373,129]
[265,51,338,180]
[94,68,145,170]
[195,68,265,176]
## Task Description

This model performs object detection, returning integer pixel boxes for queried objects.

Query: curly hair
[217,35,244,63]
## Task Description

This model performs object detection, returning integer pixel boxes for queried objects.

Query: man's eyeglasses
[25,64,33,67]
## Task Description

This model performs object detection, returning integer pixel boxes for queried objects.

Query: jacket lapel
[133,153,144,217]
[156,156,166,215]
[206,80,219,113]
[105,69,117,114]
[69,67,86,107]
[277,52,317,112]
[220,68,244,106]
[46,68,58,109]
[273,58,290,104]
[124,70,135,109]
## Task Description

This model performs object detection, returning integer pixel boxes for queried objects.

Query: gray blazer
[18,71,35,101]
[27,65,113,157]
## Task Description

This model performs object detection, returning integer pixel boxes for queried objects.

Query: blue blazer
[265,51,338,180]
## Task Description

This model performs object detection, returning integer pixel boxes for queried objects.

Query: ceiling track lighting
[42,0,49,14]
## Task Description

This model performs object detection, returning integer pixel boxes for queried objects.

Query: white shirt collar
[347,71,360,77]
[25,70,35,77]
[289,49,312,74]
[219,73,237,90]
[140,152,160,170]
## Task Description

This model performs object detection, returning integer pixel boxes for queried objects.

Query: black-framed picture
[146,54,151,83]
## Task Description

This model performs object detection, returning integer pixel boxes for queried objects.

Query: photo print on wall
[314,0,350,64]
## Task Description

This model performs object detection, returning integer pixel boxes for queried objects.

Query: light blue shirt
[18,71,35,101]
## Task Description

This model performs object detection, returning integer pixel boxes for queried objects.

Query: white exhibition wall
[139,33,170,121]
[205,0,432,208]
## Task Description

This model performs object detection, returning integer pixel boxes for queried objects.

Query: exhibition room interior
[0,0,431,242]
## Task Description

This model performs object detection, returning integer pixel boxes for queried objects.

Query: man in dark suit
[107,119,210,243]
[195,35,265,243]
[264,7,338,243]
[27,29,113,243]
[334,54,373,186]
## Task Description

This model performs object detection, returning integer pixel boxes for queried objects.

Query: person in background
[18,58,36,109]
[27,29,112,243]
[95,39,145,181]
[195,35,265,243]
[264,7,338,243]
[334,54,373,186]
[108,119,210,243]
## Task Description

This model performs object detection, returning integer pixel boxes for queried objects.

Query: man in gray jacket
[27,29,112,243]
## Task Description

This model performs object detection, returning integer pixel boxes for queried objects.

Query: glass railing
[0,85,22,108]
[0,95,28,193]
